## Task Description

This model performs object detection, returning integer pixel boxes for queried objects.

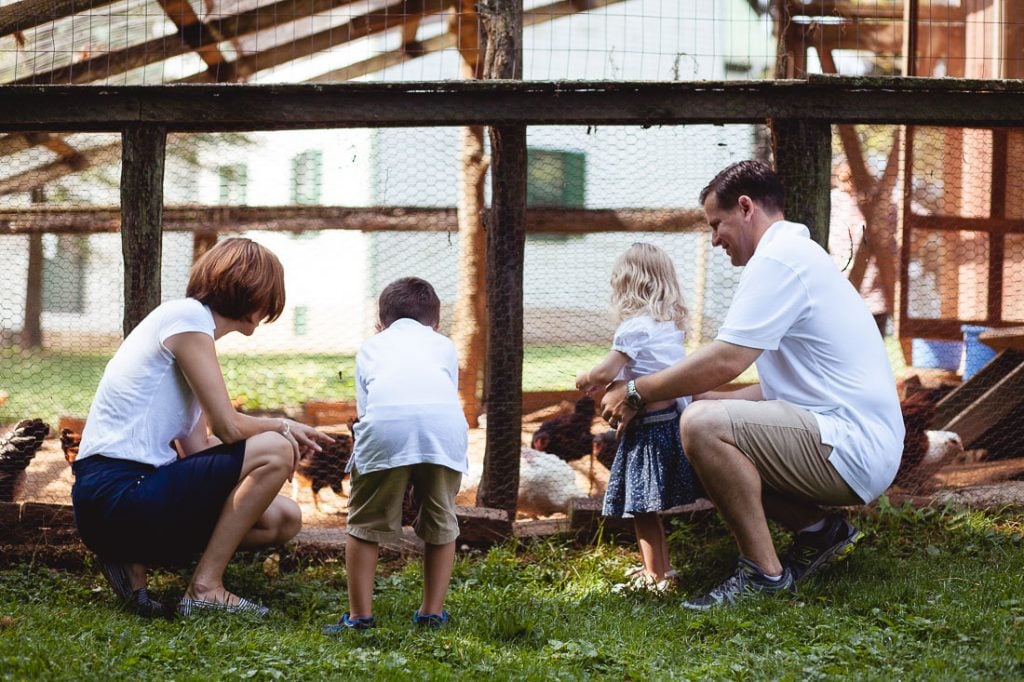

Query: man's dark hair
[698,160,786,214]
[378,276,441,328]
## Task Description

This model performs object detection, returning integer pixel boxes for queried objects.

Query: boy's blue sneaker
[412,609,449,628]
[323,612,375,634]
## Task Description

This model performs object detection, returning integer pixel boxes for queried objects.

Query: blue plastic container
[961,325,997,380]
[911,338,963,371]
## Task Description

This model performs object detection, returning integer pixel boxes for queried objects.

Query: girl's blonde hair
[609,242,688,328]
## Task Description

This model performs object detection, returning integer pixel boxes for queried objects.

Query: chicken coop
[3,0,1024,554]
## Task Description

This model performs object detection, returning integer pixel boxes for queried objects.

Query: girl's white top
[78,298,215,468]
[612,314,691,412]
[350,318,469,475]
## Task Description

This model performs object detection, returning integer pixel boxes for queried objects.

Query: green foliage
[2,508,1024,679]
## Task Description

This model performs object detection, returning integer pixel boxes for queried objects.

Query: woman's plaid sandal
[98,559,168,619]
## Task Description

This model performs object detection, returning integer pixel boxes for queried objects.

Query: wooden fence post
[477,0,524,517]
[120,126,166,337]
[771,118,832,248]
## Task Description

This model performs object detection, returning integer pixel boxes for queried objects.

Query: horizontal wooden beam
[907,213,1024,235]
[0,205,706,235]
[4,77,1024,131]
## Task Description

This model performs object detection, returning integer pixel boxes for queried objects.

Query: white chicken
[457,447,588,517]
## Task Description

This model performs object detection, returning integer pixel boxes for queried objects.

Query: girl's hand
[575,371,596,394]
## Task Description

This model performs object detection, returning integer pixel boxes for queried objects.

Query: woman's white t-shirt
[78,298,216,468]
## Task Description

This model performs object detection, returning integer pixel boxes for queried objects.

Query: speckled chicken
[0,419,50,502]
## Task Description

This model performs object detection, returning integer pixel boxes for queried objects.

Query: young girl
[576,242,700,593]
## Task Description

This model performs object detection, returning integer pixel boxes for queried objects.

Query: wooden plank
[932,349,1024,427]
[455,505,513,545]
[0,142,120,196]
[906,213,1024,235]
[0,205,706,235]
[943,356,1024,447]
[120,126,166,336]
[978,326,1024,351]
[9,78,1024,131]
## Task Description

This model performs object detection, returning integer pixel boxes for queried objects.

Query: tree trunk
[476,0,524,515]
[451,1,488,428]
[121,127,167,337]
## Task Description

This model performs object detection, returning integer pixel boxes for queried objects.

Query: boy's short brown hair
[186,237,286,322]
[378,277,440,328]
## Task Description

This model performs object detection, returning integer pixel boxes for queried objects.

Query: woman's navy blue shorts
[71,441,246,566]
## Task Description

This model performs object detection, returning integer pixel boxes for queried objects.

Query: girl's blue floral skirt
[603,405,701,517]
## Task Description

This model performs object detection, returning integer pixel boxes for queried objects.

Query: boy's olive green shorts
[346,463,463,545]
[720,399,862,506]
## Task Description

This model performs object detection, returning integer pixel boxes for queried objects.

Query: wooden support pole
[771,119,832,248]
[120,127,166,337]
[477,0,524,516]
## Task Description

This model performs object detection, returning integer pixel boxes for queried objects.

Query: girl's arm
[576,350,630,395]
[166,332,331,460]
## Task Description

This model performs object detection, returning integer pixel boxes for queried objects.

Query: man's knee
[680,401,732,456]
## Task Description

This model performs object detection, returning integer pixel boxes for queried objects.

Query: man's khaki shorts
[719,399,862,506]
[346,463,463,545]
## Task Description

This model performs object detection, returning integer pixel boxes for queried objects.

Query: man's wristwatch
[625,379,646,411]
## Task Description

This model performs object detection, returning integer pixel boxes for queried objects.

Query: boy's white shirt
[349,318,469,475]
[612,314,691,413]
[716,220,904,503]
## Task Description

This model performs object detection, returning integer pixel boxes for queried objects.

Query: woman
[72,237,331,617]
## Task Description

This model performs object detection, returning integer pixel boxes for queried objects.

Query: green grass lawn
[1,501,1022,679]
[0,338,911,428]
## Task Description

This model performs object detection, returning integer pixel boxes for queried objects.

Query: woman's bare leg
[185,432,294,603]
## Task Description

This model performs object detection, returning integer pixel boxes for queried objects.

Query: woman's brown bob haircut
[378,277,440,328]
[186,237,286,323]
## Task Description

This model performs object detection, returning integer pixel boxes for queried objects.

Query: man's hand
[600,380,637,438]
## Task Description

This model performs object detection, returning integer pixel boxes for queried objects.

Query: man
[602,160,904,609]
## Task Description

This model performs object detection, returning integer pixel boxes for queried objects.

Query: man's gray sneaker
[783,515,864,582]
[682,557,795,611]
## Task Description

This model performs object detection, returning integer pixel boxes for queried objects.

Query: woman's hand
[278,419,333,479]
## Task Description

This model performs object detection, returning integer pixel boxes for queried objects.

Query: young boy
[324,277,468,632]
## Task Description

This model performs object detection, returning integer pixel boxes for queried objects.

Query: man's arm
[601,340,762,435]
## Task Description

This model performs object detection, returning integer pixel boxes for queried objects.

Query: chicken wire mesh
[5,0,1024,86]
[4,117,1024,548]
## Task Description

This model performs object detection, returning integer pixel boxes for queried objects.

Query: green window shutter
[526,148,585,208]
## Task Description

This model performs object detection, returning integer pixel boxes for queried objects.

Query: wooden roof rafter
[0,0,119,38]
[10,0,368,84]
